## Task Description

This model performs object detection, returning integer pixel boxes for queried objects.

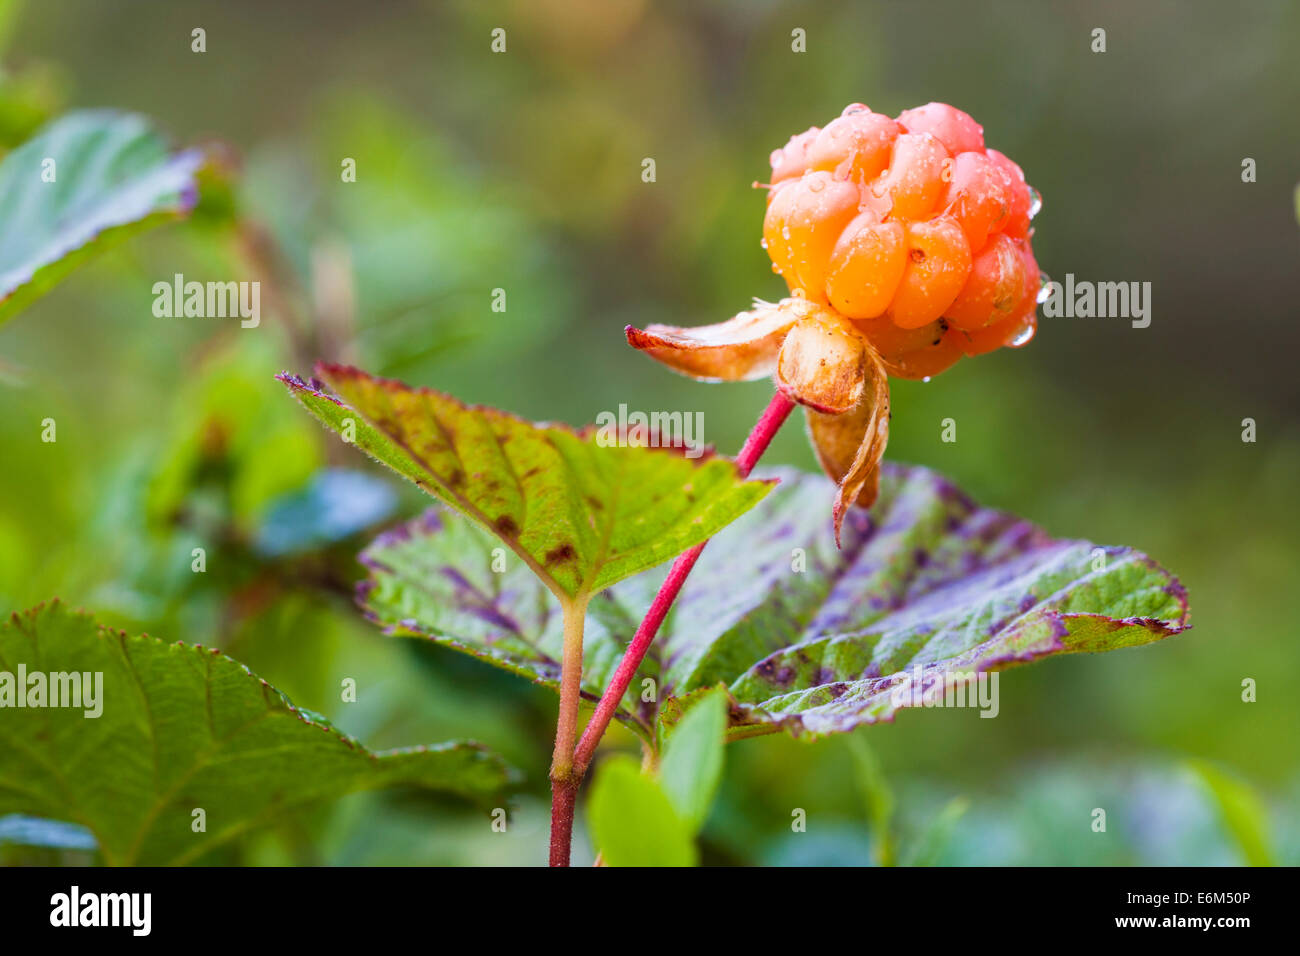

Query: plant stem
[549,596,588,867]
[547,390,794,865]
[573,390,796,778]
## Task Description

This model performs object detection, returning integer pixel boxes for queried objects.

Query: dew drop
[842,103,869,116]
[1028,186,1042,219]
[791,287,806,298]
[760,237,769,250]
[922,376,932,384]
[808,178,824,193]
[1036,271,1053,304]
[781,226,792,240]
[772,263,782,274]
[1010,321,1036,347]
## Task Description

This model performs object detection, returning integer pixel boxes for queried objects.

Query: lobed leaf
[0,602,516,865]
[0,110,203,325]
[360,463,1189,739]
[279,362,773,601]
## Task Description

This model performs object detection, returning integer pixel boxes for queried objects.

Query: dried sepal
[775,306,866,414]
[624,298,813,382]
[805,343,890,545]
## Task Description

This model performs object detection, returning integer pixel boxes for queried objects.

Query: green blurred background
[1,0,1297,865]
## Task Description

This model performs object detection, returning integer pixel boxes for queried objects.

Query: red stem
[549,390,795,865]
[572,390,796,778]
[549,777,578,867]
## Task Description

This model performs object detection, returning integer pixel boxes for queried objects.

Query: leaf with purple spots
[279,362,773,602]
[357,507,667,732]
[359,463,1188,739]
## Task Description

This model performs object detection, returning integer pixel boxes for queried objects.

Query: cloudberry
[627,103,1044,537]
[764,102,1041,378]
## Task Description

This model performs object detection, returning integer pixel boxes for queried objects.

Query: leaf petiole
[548,595,588,867]
[549,391,796,865]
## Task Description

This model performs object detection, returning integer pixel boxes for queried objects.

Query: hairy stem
[549,596,588,867]
[573,390,796,778]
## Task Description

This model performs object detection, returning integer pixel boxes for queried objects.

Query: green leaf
[0,110,203,325]
[358,508,663,733]
[657,687,727,831]
[1186,760,1274,866]
[360,463,1189,739]
[280,362,772,601]
[587,755,696,867]
[0,602,516,865]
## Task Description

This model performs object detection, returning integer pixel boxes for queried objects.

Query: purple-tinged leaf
[359,463,1188,739]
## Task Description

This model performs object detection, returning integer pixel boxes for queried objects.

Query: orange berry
[986,148,1032,239]
[944,233,1027,330]
[938,151,1009,254]
[897,102,984,156]
[769,127,820,183]
[763,170,860,300]
[825,216,906,319]
[958,302,1036,356]
[758,103,1041,368]
[852,315,964,380]
[886,217,971,329]
[806,111,900,183]
[864,132,950,222]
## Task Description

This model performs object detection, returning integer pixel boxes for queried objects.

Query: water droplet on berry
[791,287,806,298]
[842,103,869,116]
[922,376,932,384]
[781,226,792,240]
[1036,272,1052,304]
[1028,186,1042,219]
[772,263,782,274]
[808,178,824,193]
[1010,321,1036,347]
[760,237,769,249]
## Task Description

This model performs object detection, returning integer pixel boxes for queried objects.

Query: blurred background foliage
[1,0,1297,865]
